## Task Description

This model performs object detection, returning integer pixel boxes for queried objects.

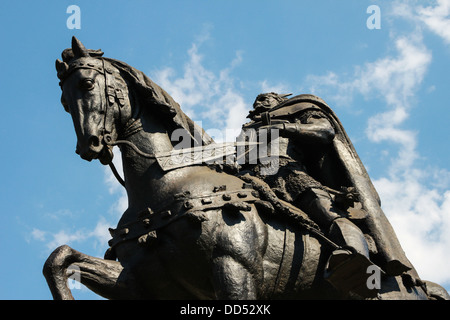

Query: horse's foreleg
[43,245,77,300]
[68,256,126,299]
[43,245,133,300]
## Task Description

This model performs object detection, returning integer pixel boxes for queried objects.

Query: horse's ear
[71,36,89,58]
[55,59,68,79]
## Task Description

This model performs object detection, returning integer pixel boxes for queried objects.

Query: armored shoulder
[269,101,326,122]
[297,108,329,124]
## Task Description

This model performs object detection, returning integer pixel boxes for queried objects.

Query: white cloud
[44,229,86,251]
[152,42,248,134]
[32,215,113,255]
[306,34,431,173]
[374,177,450,283]
[417,0,450,44]
[391,0,450,45]
[307,34,431,109]
[31,228,46,242]
[259,80,292,96]
[91,217,115,248]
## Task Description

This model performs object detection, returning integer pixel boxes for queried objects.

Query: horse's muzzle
[76,134,105,162]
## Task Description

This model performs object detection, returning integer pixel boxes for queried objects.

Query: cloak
[253,94,414,274]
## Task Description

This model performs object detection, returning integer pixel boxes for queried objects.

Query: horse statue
[43,37,449,300]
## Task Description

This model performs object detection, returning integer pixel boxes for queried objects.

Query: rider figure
[238,92,382,297]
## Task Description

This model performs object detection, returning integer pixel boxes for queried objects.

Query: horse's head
[56,37,130,165]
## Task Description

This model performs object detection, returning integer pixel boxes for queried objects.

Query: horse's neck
[120,107,174,213]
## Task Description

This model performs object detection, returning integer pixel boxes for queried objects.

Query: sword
[155,141,260,171]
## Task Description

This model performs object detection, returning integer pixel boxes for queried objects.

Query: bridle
[58,57,124,134]
[59,57,157,187]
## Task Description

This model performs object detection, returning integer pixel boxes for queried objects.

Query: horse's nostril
[88,135,100,147]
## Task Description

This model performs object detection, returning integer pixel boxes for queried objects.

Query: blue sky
[1,1,449,299]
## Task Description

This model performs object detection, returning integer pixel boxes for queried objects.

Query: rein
[103,134,157,159]
[103,132,156,188]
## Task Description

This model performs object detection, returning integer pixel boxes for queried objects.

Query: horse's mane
[105,57,214,147]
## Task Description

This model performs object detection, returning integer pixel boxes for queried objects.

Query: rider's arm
[281,116,335,144]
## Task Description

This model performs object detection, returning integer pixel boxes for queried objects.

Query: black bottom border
[2,299,447,319]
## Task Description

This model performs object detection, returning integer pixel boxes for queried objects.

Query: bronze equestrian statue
[43,37,449,300]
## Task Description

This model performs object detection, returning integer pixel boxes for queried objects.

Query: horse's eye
[79,78,95,91]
